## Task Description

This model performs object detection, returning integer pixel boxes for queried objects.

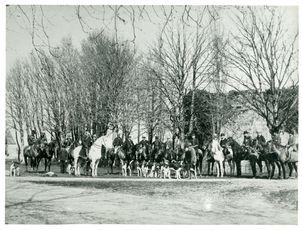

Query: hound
[10,161,20,177]
[67,164,75,175]
[162,165,171,179]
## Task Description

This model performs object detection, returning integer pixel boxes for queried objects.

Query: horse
[287,146,298,178]
[208,140,224,178]
[23,143,40,172]
[115,144,136,176]
[71,145,91,176]
[202,143,215,176]
[222,143,235,176]
[251,139,271,178]
[182,146,197,179]
[88,130,117,177]
[194,146,205,177]
[36,142,55,172]
[268,133,289,179]
[226,137,262,178]
[135,144,148,177]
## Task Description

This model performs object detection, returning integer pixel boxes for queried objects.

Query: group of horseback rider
[25,121,298,176]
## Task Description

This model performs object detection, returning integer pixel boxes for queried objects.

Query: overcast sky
[6,5,298,71]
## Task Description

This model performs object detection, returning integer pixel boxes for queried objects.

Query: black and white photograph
[2,0,300,226]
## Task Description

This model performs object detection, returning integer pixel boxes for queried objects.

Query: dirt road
[5,176,297,224]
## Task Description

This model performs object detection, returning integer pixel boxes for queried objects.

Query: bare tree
[148,6,214,142]
[226,6,298,134]
[6,61,27,161]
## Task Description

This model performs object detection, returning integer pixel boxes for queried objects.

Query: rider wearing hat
[151,136,162,161]
[152,136,162,151]
[242,131,253,158]
[139,136,148,148]
[243,131,253,147]
[220,133,228,155]
[113,132,123,148]
[39,131,48,145]
[81,131,92,158]
[211,133,222,153]
[123,132,135,154]
[28,130,37,146]
[253,131,266,152]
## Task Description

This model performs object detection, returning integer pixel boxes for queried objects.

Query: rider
[113,132,123,148]
[81,131,92,158]
[220,133,228,155]
[278,126,290,148]
[123,133,135,154]
[139,136,148,148]
[39,131,48,145]
[106,122,115,137]
[28,130,37,146]
[92,134,97,142]
[242,130,253,158]
[288,128,298,153]
[253,131,266,152]
[243,131,253,147]
[191,133,203,156]
[152,136,162,160]
[211,133,222,153]
[165,137,173,150]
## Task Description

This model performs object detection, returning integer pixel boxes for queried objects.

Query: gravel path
[5,176,298,224]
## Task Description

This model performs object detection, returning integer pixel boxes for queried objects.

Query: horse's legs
[211,162,214,176]
[220,161,224,178]
[228,160,233,176]
[44,158,47,172]
[199,159,203,177]
[264,160,270,179]
[35,158,40,172]
[111,158,114,174]
[293,163,298,177]
[223,161,226,177]
[275,161,281,179]
[288,162,293,177]
[216,162,220,177]
[257,160,263,176]
[281,162,286,179]
[75,158,79,176]
[90,160,95,177]
[207,161,210,176]
[24,156,28,172]
[270,162,275,179]
[236,160,241,177]
[128,164,132,177]
[250,158,257,178]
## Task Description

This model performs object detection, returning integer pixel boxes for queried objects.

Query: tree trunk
[19,127,24,162]
[189,90,196,134]
[137,119,140,143]
[189,63,197,134]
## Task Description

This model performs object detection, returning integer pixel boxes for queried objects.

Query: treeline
[6,33,168,160]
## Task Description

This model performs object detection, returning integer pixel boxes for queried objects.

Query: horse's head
[114,146,121,155]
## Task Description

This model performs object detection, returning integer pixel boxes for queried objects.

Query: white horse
[72,129,117,177]
[211,139,225,178]
[89,130,117,177]
[72,146,84,176]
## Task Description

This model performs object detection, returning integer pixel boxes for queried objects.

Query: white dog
[162,166,171,179]
[67,164,75,175]
[142,164,148,177]
[10,162,20,177]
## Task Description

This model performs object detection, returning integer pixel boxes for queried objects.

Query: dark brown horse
[36,142,56,172]
[266,134,289,179]
[181,146,197,179]
[23,143,40,172]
